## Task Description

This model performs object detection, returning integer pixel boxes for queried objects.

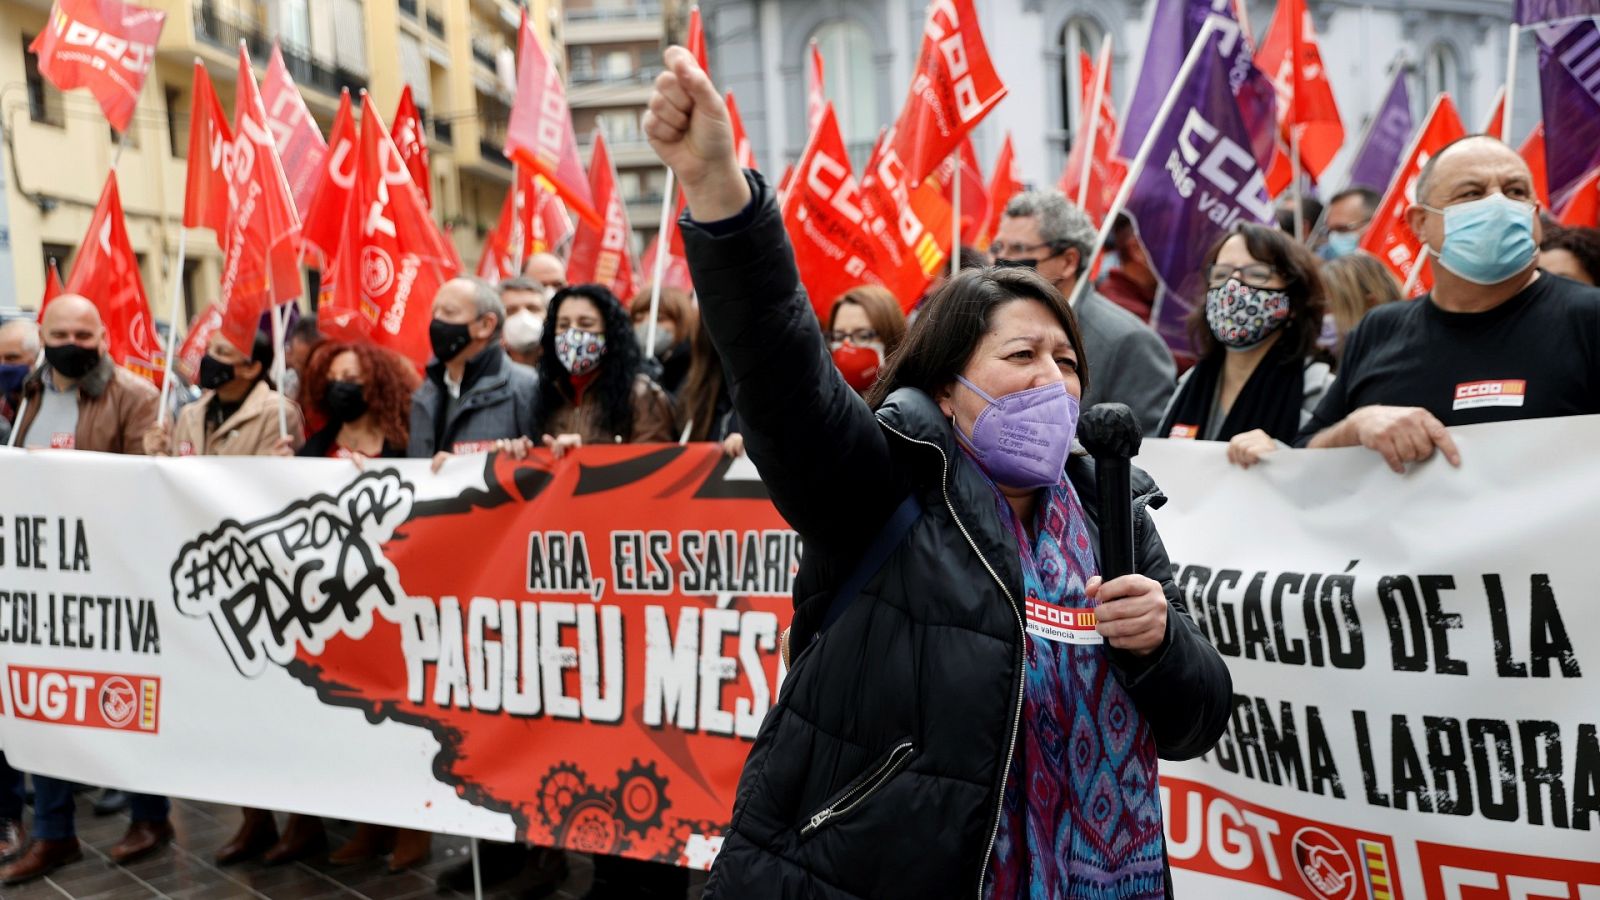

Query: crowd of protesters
[3,88,1600,895]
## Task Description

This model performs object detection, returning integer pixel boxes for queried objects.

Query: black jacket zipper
[799,741,916,838]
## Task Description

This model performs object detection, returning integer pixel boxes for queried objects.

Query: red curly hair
[302,340,421,449]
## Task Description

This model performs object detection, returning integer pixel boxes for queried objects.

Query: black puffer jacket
[683,173,1230,900]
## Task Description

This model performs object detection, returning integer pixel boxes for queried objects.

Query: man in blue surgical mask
[0,318,40,444]
[1278,136,1600,473]
[1318,187,1379,260]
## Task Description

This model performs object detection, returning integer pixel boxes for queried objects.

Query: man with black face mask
[3,295,174,885]
[409,278,540,470]
[992,191,1176,435]
[143,329,305,456]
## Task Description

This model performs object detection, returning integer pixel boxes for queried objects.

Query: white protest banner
[1141,415,1598,899]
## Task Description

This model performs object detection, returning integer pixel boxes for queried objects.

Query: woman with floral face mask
[827,285,907,396]
[534,284,676,457]
[1156,224,1335,466]
[645,47,1229,900]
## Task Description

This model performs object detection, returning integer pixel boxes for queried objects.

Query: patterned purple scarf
[977,465,1166,899]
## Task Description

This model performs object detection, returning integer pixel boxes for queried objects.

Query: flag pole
[1069,17,1222,308]
[1291,127,1305,240]
[950,150,961,277]
[1076,34,1113,210]
[1503,24,1519,141]
[645,165,675,360]
[156,228,188,427]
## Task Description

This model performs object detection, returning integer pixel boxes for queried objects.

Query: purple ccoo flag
[1345,68,1414,192]
[1120,0,1277,171]
[1517,0,1600,24]
[1536,19,1600,207]
[1124,21,1276,357]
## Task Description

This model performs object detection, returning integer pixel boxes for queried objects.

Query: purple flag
[1119,0,1277,170]
[1536,19,1600,206]
[1124,24,1275,356]
[1345,68,1414,192]
[1517,0,1600,24]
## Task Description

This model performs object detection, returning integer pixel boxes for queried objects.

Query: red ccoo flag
[217,42,304,354]
[782,104,884,319]
[726,92,756,170]
[505,13,601,228]
[806,40,826,131]
[1359,94,1466,297]
[1058,47,1127,226]
[565,132,638,299]
[183,60,233,236]
[978,132,1020,250]
[63,173,164,385]
[393,85,432,209]
[1257,0,1345,183]
[302,89,357,261]
[860,127,954,310]
[262,43,329,218]
[319,95,456,367]
[889,0,1008,187]
[29,0,165,133]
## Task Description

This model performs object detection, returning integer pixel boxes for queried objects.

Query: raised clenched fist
[644,46,751,223]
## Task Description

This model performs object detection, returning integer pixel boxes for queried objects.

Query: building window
[810,19,878,155]
[24,35,64,127]
[595,109,641,145]
[1422,43,1460,107]
[42,243,73,282]
[166,86,185,158]
[1058,16,1105,149]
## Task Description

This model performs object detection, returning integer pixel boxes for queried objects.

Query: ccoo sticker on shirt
[1453,379,1526,411]
[1168,424,1199,439]
[1024,597,1104,645]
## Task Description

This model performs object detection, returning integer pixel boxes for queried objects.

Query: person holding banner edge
[647,45,1228,900]
[1290,135,1600,470]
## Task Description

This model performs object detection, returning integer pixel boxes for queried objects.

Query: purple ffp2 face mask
[952,375,1079,489]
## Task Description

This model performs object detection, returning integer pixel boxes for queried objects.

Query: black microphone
[1078,403,1142,580]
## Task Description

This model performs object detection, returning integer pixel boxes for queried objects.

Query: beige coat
[170,379,305,456]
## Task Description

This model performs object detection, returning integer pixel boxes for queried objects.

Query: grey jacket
[408,345,539,457]
[1076,289,1177,436]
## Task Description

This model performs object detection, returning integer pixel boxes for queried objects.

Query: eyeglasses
[987,240,1059,259]
[1206,263,1283,289]
[827,328,879,344]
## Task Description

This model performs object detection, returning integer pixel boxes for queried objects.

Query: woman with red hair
[297,340,421,459]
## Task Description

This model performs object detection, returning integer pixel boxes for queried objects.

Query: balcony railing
[426,10,446,37]
[566,3,663,23]
[193,2,348,95]
[471,42,498,68]
[480,139,512,168]
[568,66,663,87]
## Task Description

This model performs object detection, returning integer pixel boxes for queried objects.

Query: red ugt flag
[1359,94,1465,296]
[393,85,432,210]
[64,173,164,386]
[1256,0,1345,182]
[183,60,233,236]
[217,43,303,354]
[783,104,884,319]
[302,89,357,261]
[319,95,455,367]
[889,0,1008,187]
[262,43,329,219]
[505,13,601,228]
[29,0,164,133]
[566,132,638,300]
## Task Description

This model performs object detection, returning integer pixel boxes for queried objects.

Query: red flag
[940,136,988,247]
[217,43,303,354]
[42,259,64,309]
[978,132,1020,249]
[302,90,357,261]
[1256,0,1344,182]
[176,303,223,382]
[318,95,455,367]
[777,163,797,201]
[686,6,709,73]
[505,13,601,228]
[28,0,164,133]
[1058,47,1128,225]
[782,104,883,319]
[1521,123,1552,210]
[531,177,574,255]
[1481,86,1507,139]
[183,60,232,235]
[63,173,163,385]
[642,234,694,293]
[860,128,954,310]
[726,92,757,170]
[262,43,329,218]
[393,85,432,210]
[889,0,1008,187]
[565,132,638,299]
[478,166,537,281]
[1359,94,1466,297]
[1559,168,1600,227]
[806,40,826,131]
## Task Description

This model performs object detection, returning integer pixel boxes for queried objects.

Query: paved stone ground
[4,791,707,899]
